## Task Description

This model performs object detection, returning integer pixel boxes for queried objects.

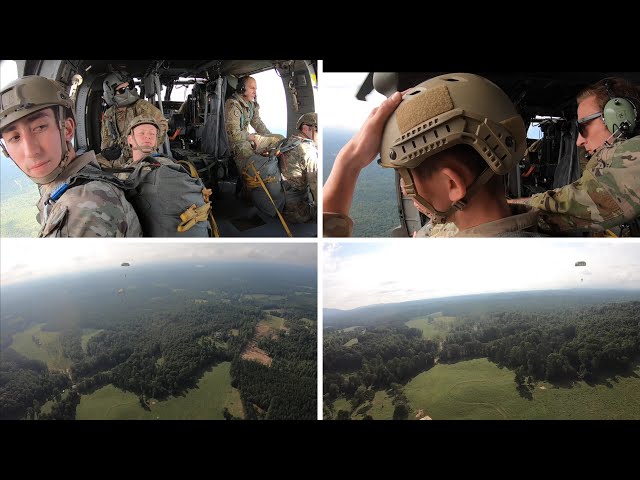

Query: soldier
[100,71,168,160]
[520,77,640,235]
[0,75,142,237]
[224,76,284,171]
[279,112,318,223]
[323,73,541,237]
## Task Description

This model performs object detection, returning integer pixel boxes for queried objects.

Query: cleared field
[343,338,358,347]
[405,358,640,420]
[405,315,456,340]
[242,294,286,301]
[10,324,71,371]
[263,314,285,330]
[331,390,395,420]
[81,329,104,352]
[341,326,361,332]
[76,362,242,420]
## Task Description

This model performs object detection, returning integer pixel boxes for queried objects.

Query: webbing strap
[248,162,292,237]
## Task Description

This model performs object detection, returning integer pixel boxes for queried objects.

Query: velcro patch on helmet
[1,89,18,111]
[396,85,454,135]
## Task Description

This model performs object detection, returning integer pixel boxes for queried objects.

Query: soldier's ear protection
[237,77,247,94]
[602,79,638,137]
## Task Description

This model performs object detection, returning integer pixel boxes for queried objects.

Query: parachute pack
[62,155,215,237]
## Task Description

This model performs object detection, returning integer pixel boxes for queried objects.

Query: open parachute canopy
[121,262,130,267]
[575,261,586,267]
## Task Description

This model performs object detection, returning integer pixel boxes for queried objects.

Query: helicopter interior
[14,59,318,237]
[364,72,640,237]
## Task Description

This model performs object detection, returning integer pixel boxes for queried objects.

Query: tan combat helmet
[379,73,526,223]
[296,112,317,130]
[0,75,75,184]
[126,115,161,155]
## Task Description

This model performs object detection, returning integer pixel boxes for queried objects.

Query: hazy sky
[324,239,640,310]
[320,72,386,131]
[1,239,316,286]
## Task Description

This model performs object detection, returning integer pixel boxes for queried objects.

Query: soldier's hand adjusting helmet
[379,73,527,223]
[0,75,75,184]
[296,112,318,131]
[103,71,139,107]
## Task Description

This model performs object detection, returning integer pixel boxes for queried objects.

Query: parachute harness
[245,160,292,237]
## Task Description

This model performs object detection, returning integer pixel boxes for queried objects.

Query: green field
[10,324,71,371]
[243,294,286,301]
[405,358,640,420]
[76,362,243,420]
[343,338,358,347]
[405,315,456,340]
[81,329,104,352]
[341,326,361,332]
[0,186,40,237]
[331,390,395,420]
[264,314,285,330]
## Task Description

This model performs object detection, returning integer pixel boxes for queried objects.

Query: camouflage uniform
[527,135,640,234]
[36,151,142,237]
[324,204,541,237]
[424,204,541,237]
[100,99,168,156]
[224,93,283,169]
[280,134,318,223]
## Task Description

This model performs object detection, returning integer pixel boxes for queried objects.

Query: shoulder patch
[233,110,240,117]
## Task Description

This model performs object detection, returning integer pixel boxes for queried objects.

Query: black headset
[602,79,639,137]
[237,76,247,94]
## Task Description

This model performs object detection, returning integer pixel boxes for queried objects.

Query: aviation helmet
[296,112,317,130]
[0,75,75,184]
[378,73,526,224]
[103,71,139,107]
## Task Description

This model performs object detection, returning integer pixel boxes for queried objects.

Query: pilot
[224,75,284,170]
[517,76,640,235]
[0,75,142,237]
[323,73,542,237]
[278,112,318,223]
[100,71,168,162]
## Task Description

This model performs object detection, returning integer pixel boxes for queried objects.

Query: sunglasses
[304,124,318,131]
[115,86,129,95]
[576,111,602,137]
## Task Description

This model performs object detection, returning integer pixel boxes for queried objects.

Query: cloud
[324,239,640,310]
[1,240,315,286]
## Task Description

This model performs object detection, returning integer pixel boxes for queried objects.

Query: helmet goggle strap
[398,165,496,225]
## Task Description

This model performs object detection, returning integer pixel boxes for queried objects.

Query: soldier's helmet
[127,115,161,147]
[379,73,526,176]
[296,112,318,130]
[0,75,74,131]
[103,71,139,107]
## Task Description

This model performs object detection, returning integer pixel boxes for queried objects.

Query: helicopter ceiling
[362,72,640,120]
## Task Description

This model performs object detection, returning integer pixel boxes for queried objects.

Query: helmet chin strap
[398,167,496,225]
[131,136,157,156]
[5,106,72,185]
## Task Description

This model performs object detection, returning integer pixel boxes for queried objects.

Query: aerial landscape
[323,240,640,420]
[1,241,317,420]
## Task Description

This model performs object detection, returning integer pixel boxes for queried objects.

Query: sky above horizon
[324,239,640,310]
[1,240,316,286]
